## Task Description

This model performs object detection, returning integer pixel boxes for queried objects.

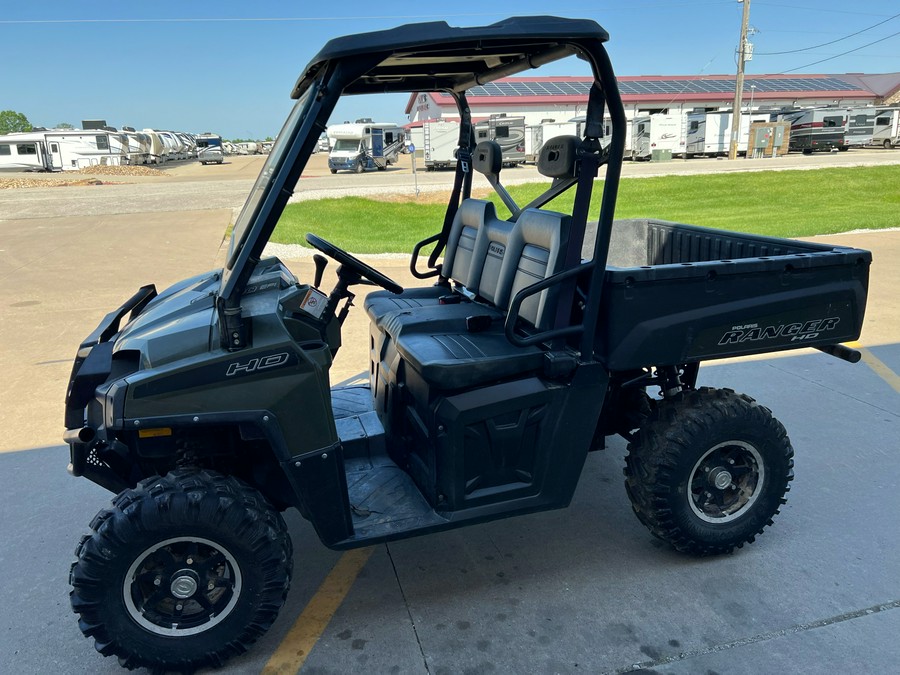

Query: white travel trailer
[155,131,179,160]
[176,132,197,159]
[327,122,405,173]
[474,115,526,166]
[121,128,150,165]
[422,120,459,170]
[524,124,543,163]
[541,120,581,140]
[0,132,52,171]
[142,130,168,164]
[632,113,687,159]
[869,107,900,148]
[685,111,771,156]
[0,130,126,171]
[105,129,130,164]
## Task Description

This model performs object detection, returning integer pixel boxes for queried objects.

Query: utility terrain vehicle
[65,17,871,671]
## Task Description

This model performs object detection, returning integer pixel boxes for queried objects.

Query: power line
[755,11,900,55]
[781,29,900,73]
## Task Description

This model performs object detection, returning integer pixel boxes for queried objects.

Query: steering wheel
[305,233,403,295]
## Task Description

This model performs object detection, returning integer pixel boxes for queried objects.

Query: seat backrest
[470,215,515,305]
[494,208,571,330]
[441,199,496,288]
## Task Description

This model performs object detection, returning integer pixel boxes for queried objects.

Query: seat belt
[427,95,474,272]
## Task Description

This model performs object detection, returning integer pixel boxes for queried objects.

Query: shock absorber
[660,365,683,398]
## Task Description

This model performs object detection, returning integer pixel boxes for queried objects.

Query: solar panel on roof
[463,76,863,99]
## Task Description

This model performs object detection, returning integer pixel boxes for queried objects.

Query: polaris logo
[488,243,505,257]
[226,352,291,377]
[718,317,840,345]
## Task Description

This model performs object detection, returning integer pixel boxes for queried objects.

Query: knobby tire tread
[70,468,292,672]
[624,387,794,556]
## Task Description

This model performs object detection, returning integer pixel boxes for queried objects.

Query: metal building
[406,72,900,125]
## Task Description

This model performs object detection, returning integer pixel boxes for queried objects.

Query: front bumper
[64,285,156,491]
[328,156,361,171]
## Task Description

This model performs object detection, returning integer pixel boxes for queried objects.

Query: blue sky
[2,1,898,139]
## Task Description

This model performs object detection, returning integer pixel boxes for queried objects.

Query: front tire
[624,387,793,555]
[70,469,292,671]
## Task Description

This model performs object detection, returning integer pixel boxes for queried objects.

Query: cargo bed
[593,219,871,370]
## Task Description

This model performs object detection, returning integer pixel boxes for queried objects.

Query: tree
[56,122,74,129]
[0,110,32,134]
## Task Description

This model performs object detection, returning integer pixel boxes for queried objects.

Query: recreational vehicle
[869,107,899,148]
[238,142,260,155]
[177,133,197,159]
[474,115,526,166]
[121,128,150,165]
[541,120,581,141]
[0,132,53,171]
[0,130,125,171]
[632,113,687,159]
[156,131,181,160]
[196,133,225,165]
[524,124,543,163]
[142,130,166,164]
[423,120,459,170]
[104,129,130,164]
[845,108,876,147]
[314,134,330,154]
[778,108,848,153]
[685,111,770,156]
[327,122,405,173]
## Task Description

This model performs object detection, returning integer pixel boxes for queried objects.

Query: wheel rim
[123,536,242,636]
[688,441,765,523]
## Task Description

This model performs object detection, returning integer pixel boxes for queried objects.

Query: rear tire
[624,387,793,556]
[70,469,292,671]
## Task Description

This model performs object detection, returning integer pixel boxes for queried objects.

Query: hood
[116,270,220,368]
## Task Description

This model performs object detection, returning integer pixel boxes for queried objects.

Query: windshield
[225,84,318,271]
[332,139,360,152]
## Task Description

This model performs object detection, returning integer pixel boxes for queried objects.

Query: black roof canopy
[291,16,609,98]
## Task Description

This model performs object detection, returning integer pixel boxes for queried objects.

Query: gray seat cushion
[396,331,544,390]
[378,302,501,338]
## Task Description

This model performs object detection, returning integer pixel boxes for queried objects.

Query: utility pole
[728,0,752,160]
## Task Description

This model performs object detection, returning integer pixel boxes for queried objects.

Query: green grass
[273,165,900,252]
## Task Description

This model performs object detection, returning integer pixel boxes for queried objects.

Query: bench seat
[396,331,544,390]
[364,198,497,323]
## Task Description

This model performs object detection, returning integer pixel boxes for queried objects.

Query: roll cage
[218,16,626,360]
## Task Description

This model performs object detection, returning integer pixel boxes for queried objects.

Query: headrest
[473,140,502,176]
[538,135,581,179]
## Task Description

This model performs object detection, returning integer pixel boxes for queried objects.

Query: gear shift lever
[312,254,328,288]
